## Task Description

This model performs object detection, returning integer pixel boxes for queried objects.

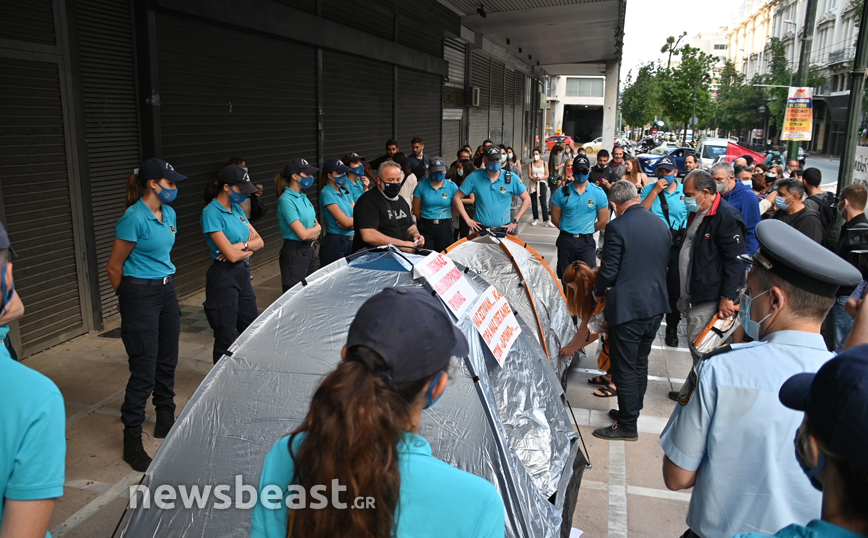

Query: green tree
[620,63,660,131]
[764,37,792,134]
[661,32,688,70]
[657,44,717,143]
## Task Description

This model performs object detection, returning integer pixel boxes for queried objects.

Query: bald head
[734,158,748,167]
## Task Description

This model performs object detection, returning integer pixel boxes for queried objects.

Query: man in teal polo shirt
[640,154,688,347]
[551,155,609,277]
[453,145,530,235]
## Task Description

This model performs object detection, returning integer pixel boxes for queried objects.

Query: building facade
[546,75,607,146]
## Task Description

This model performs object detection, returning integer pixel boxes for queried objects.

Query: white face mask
[508,152,513,159]
[533,155,540,162]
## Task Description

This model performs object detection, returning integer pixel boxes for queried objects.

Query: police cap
[739,219,862,297]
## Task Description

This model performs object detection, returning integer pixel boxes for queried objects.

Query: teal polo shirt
[640,181,688,231]
[251,432,505,538]
[200,198,251,259]
[320,184,355,236]
[0,353,66,538]
[346,177,365,202]
[414,178,458,220]
[277,188,316,241]
[458,168,526,227]
[115,199,177,278]
[551,181,608,235]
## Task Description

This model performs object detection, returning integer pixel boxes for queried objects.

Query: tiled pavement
[22,213,692,537]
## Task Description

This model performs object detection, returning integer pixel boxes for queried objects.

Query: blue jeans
[823,296,853,351]
[609,314,664,433]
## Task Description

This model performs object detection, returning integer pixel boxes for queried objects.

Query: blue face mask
[794,430,825,491]
[227,187,248,205]
[153,184,178,204]
[431,172,446,182]
[351,165,364,177]
[775,194,792,211]
[739,289,771,340]
[485,161,501,174]
[298,175,315,190]
[457,169,464,177]
[683,196,699,213]
[576,172,590,184]
[424,371,447,409]
[657,172,676,185]
[334,174,347,187]
[0,263,14,320]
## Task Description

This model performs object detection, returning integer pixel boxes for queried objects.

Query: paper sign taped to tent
[413,252,478,319]
[471,285,521,364]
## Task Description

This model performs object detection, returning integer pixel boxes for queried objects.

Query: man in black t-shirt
[365,138,400,179]
[352,160,424,252]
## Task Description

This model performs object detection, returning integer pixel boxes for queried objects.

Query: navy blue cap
[341,152,366,165]
[346,287,469,384]
[739,219,862,297]
[217,165,258,193]
[655,155,677,172]
[572,155,591,173]
[0,222,15,258]
[139,158,187,183]
[483,145,502,161]
[430,157,447,173]
[323,158,352,175]
[779,346,868,473]
[283,158,318,178]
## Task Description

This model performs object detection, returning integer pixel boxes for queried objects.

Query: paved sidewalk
[23,213,690,537]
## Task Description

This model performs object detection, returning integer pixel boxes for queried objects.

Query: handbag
[249,194,268,222]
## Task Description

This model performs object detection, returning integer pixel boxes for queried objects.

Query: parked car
[696,137,730,168]
[545,135,574,152]
[582,136,603,154]
[637,146,696,176]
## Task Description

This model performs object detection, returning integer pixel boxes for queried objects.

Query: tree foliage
[713,60,765,132]
[658,44,717,140]
[620,63,660,129]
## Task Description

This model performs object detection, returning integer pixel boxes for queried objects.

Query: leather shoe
[593,422,638,441]
[665,325,679,347]
[668,390,680,401]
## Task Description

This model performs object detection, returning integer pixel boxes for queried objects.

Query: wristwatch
[243,241,249,251]
[512,219,518,224]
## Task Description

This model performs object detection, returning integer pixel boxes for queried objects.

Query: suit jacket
[594,204,671,327]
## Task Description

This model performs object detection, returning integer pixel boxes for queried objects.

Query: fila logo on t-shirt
[387,209,408,220]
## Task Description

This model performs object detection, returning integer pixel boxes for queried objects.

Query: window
[714,43,727,50]
[565,78,604,97]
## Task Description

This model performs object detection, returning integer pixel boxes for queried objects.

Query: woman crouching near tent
[250,287,505,538]
[559,261,616,398]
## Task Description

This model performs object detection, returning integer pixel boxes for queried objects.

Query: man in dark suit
[593,180,671,441]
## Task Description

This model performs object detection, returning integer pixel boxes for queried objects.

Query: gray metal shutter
[322,51,393,167]
[397,67,441,156]
[441,119,461,161]
[514,71,524,155]
[469,50,489,147]
[444,38,465,87]
[503,69,515,149]
[322,0,394,41]
[396,14,443,58]
[489,60,504,143]
[0,57,85,354]
[76,0,140,327]
[4,0,56,45]
[155,12,317,298]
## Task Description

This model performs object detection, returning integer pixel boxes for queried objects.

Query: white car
[582,137,603,154]
[696,137,730,168]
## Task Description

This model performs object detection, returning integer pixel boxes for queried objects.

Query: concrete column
[602,59,620,151]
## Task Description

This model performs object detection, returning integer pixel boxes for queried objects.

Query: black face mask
[383,182,401,198]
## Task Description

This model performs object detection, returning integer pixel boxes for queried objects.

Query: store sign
[443,86,466,107]
[781,87,813,141]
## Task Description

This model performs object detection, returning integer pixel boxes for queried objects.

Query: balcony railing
[828,46,856,64]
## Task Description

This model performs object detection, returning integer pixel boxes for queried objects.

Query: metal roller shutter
[514,71,524,155]
[322,51,393,168]
[156,12,317,297]
[3,0,56,45]
[489,61,504,143]
[76,0,141,326]
[322,0,393,41]
[503,69,515,149]
[396,14,443,58]
[0,56,86,355]
[397,67,441,156]
[469,50,489,148]
[441,118,461,161]
[444,38,465,87]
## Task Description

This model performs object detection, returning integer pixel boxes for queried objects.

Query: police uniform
[659,219,862,538]
[552,155,608,278]
[458,146,526,230]
[414,156,458,252]
[319,158,355,266]
[115,158,187,432]
[277,159,320,293]
[201,165,260,364]
[342,152,367,203]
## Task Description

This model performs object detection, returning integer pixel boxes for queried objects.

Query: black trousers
[609,314,663,434]
[280,239,317,293]
[458,205,476,239]
[530,183,549,221]
[666,244,682,326]
[118,278,180,429]
[319,233,353,267]
[418,218,454,252]
[203,260,258,364]
[556,232,597,279]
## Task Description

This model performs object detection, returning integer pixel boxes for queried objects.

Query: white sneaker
[545,220,556,228]
[531,220,539,226]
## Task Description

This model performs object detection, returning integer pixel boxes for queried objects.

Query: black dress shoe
[668,390,680,401]
[593,422,638,441]
[665,325,679,347]
[608,409,619,421]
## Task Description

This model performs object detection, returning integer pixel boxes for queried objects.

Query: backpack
[806,192,840,249]
[768,151,783,165]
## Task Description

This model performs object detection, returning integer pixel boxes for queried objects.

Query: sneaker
[531,220,539,226]
[593,422,638,441]
[545,220,556,228]
[123,427,153,472]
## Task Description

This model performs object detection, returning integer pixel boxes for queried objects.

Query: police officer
[106,158,187,472]
[658,219,862,538]
[276,158,321,292]
[640,155,688,347]
[413,156,458,252]
[453,144,531,235]
[550,155,609,278]
[341,152,368,203]
[201,165,263,365]
[319,158,355,266]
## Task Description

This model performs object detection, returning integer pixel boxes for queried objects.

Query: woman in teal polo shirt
[201,165,264,365]
[413,156,458,252]
[341,152,369,203]
[275,159,321,292]
[106,158,187,473]
[319,158,355,266]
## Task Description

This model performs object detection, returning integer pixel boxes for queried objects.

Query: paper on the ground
[470,285,521,365]
[569,529,584,538]
[413,252,478,320]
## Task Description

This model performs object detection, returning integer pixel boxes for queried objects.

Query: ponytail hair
[203,180,223,203]
[287,346,446,538]
[125,171,148,209]
[275,171,289,197]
